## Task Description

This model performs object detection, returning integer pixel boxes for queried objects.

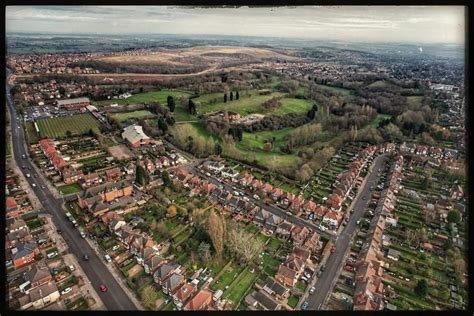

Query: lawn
[111,110,156,122]
[314,83,353,97]
[36,113,100,138]
[287,295,299,308]
[58,183,83,195]
[237,127,295,153]
[211,265,244,291]
[193,90,286,115]
[267,238,283,252]
[268,97,314,115]
[224,268,258,307]
[97,90,192,106]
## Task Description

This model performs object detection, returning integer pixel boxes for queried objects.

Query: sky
[5,6,466,44]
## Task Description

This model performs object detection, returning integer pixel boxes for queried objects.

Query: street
[5,73,138,311]
[306,153,388,310]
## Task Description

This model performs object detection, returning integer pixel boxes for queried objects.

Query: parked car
[83,254,89,261]
[47,251,58,259]
[309,287,316,295]
[104,254,112,263]
[61,287,72,295]
[99,284,108,292]
[344,265,354,272]
[112,245,120,251]
[331,246,336,253]
[26,173,31,178]
[301,302,309,310]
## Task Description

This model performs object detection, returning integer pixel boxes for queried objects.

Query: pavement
[305,153,389,310]
[6,71,138,311]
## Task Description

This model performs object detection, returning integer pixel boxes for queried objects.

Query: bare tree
[206,210,226,259]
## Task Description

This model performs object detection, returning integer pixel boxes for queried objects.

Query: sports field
[36,113,100,138]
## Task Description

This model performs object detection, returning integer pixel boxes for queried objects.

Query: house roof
[174,283,196,302]
[56,97,90,106]
[276,264,297,281]
[6,197,18,209]
[263,276,288,297]
[184,289,212,310]
[29,282,58,302]
[122,124,150,144]
[24,264,51,284]
[12,241,38,260]
[253,290,280,310]
[163,273,184,291]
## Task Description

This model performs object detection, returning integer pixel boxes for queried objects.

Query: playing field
[36,113,100,139]
[111,110,156,122]
[96,90,192,106]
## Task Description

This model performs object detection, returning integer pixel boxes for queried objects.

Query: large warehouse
[56,97,90,109]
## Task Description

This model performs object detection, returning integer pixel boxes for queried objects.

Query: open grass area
[57,183,82,195]
[288,295,299,308]
[97,90,192,106]
[237,127,294,153]
[111,110,156,122]
[268,97,313,115]
[407,96,424,108]
[36,113,100,138]
[211,264,244,291]
[193,90,285,115]
[25,121,40,144]
[314,84,353,97]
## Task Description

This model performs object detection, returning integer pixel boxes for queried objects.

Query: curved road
[6,72,137,310]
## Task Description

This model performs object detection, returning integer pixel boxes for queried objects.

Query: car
[56,229,62,234]
[99,284,108,292]
[320,265,326,272]
[61,287,72,295]
[26,173,31,178]
[309,287,316,295]
[304,272,312,279]
[22,154,26,159]
[41,185,45,189]
[83,254,89,261]
[301,302,309,310]
[104,254,112,263]
[301,276,308,282]
[112,245,120,251]
[32,183,37,188]
[69,265,75,272]
[344,265,354,272]
[331,246,336,253]
[362,196,367,200]
[47,251,58,259]
[21,165,26,169]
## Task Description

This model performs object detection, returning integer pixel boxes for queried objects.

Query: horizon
[6,6,466,45]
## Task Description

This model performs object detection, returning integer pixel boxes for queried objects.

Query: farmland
[36,113,101,138]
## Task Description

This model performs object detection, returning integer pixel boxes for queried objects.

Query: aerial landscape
[4,5,467,312]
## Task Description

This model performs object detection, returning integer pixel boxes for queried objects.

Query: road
[187,166,336,242]
[5,72,138,310]
[306,153,389,310]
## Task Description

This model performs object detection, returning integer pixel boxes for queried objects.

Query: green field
[193,90,285,115]
[111,110,156,122]
[36,113,101,139]
[268,98,314,115]
[314,84,353,97]
[407,96,423,108]
[58,183,83,195]
[25,121,40,144]
[237,127,295,153]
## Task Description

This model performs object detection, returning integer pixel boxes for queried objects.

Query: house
[303,231,321,253]
[274,264,297,287]
[62,167,84,184]
[18,281,60,310]
[262,276,290,300]
[6,227,32,249]
[326,193,343,211]
[322,211,341,228]
[312,205,328,222]
[289,195,304,214]
[250,179,264,191]
[244,290,282,310]
[421,242,433,253]
[153,263,180,285]
[239,172,253,187]
[264,215,283,233]
[79,172,101,189]
[270,187,284,201]
[124,161,136,175]
[162,273,185,295]
[9,218,28,233]
[253,209,271,227]
[122,124,150,148]
[173,283,197,310]
[23,264,53,293]
[261,183,274,196]
[275,221,294,240]
[183,289,213,311]
[302,200,317,214]
[386,248,400,261]
[105,167,122,182]
[279,192,295,209]
[144,255,165,274]
[450,185,464,200]
[101,211,123,225]
[6,197,20,218]
[291,226,310,246]
[12,241,40,269]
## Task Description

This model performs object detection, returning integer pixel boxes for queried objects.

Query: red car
[331,246,336,253]
[344,265,354,272]
[99,284,108,292]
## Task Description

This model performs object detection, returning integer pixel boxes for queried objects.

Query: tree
[157,117,168,132]
[167,95,175,112]
[236,91,240,100]
[135,164,149,186]
[161,170,172,187]
[167,205,178,218]
[224,93,228,103]
[263,142,273,152]
[206,210,226,259]
[65,130,72,138]
[226,222,265,264]
[155,221,171,239]
[214,143,222,156]
[414,279,428,297]
[230,91,234,101]
[307,108,316,120]
[188,99,196,114]
[447,210,461,224]
[198,242,212,264]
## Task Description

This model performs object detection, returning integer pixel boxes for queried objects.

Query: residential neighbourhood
[4,5,467,312]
